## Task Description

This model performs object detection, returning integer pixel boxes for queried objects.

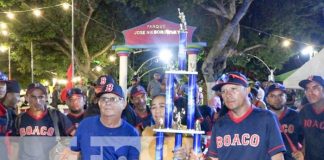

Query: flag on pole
[60,64,74,102]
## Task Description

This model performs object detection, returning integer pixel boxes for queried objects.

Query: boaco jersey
[67,112,84,128]
[278,107,303,160]
[207,107,286,160]
[299,103,324,160]
[17,110,55,137]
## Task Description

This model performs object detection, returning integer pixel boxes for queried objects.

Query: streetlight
[282,39,291,47]
[301,46,315,60]
[245,53,275,81]
[158,49,172,63]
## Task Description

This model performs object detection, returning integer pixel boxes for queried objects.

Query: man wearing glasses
[70,80,140,160]
[198,72,285,160]
[298,75,324,160]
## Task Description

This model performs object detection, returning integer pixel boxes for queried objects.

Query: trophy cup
[153,8,204,160]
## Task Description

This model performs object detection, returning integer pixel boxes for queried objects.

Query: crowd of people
[0,70,323,160]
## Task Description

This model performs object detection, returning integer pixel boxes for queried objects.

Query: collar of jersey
[26,108,48,121]
[228,105,254,124]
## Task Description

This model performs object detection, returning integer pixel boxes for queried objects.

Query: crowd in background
[0,70,323,159]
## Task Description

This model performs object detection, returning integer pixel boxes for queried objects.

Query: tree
[195,0,255,98]
[0,0,120,85]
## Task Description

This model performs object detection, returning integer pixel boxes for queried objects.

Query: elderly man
[198,72,286,160]
[298,75,324,160]
[70,80,140,159]
[266,83,304,160]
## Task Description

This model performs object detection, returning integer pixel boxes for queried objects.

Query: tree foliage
[0,0,322,90]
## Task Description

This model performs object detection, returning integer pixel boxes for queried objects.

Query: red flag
[60,64,74,102]
[66,64,73,89]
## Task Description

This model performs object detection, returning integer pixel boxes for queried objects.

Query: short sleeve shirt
[207,107,285,160]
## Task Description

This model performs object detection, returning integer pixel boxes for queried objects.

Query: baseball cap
[298,75,324,89]
[212,72,249,91]
[265,83,286,97]
[96,75,115,86]
[67,88,84,98]
[0,72,8,82]
[95,75,116,94]
[130,85,146,97]
[27,83,47,95]
[6,80,21,93]
[96,82,124,98]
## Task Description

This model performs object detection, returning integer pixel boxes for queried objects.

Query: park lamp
[301,46,314,55]
[301,45,315,59]
[282,39,291,47]
[158,48,172,64]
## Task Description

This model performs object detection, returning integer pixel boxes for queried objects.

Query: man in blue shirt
[71,79,140,160]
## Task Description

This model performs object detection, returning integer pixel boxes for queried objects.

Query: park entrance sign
[122,17,196,46]
[113,17,206,97]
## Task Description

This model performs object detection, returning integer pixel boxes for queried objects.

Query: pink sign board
[122,17,196,46]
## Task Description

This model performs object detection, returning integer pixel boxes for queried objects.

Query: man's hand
[292,151,304,160]
[173,147,188,160]
[188,149,205,160]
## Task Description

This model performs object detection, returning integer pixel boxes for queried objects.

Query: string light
[33,9,42,17]
[0,2,319,50]
[0,45,8,52]
[0,3,66,13]
[241,25,322,48]
[6,12,15,19]
[282,39,291,47]
[1,30,9,36]
[62,2,70,10]
[0,22,7,29]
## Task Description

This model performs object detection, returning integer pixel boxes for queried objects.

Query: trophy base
[153,128,205,134]
[165,70,198,75]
